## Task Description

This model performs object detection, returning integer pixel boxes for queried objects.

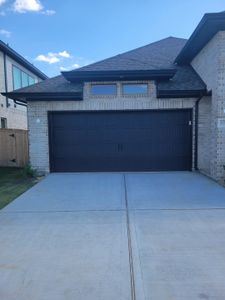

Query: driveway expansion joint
[123,174,136,300]
[129,207,225,211]
[0,208,126,214]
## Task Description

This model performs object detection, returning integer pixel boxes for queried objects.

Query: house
[0,40,48,129]
[2,12,225,183]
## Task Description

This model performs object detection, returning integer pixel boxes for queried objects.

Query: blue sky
[0,0,224,77]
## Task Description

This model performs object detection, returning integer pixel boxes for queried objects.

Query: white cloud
[59,66,68,71]
[42,9,55,15]
[35,54,60,64]
[59,57,93,72]
[59,50,71,58]
[72,63,80,69]
[13,0,55,15]
[0,29,11,37]
[13,0,43,12]
[0,0,55,15]
[0,0,6,6]
[35,51,71,64]
[60,64,80,71]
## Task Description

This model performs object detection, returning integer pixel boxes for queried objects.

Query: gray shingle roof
[10,75,82,93]
[158,66,206,92]
[72,37,187,72]
[2,36,207,99]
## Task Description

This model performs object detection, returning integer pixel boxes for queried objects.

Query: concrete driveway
[1,172,225,300]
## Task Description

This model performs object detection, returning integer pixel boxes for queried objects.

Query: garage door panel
[53,128,188,145]
[53,112,187,129]
[53,157,190,173]
[53,143,119,158]
[53,157,122,172]
[122,142,191,156]
[52,129,117,144]
[49,110,192,172]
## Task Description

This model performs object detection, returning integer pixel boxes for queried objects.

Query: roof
[62,37,185,82]
[157,66,207,97]
[68,37,187,72]
[175,11,225,64]
[0,40,48,80]
[2,37,207,100]
[4,76,83,101]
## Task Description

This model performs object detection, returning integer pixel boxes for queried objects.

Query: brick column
[210,32,225,182]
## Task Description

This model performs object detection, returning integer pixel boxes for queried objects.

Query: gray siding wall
[27,81,197,174]
[0,50,42,129]
[192,31,225,183]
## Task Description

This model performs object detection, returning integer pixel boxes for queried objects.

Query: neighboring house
[0,40,47,129]
[3,12,225,183]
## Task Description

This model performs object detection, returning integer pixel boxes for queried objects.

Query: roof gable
[175,11,225,64]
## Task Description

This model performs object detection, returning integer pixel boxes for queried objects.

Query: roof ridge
[72,36,186,73]
[116,36,187,56]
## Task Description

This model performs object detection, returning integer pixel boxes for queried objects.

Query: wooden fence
[0,129,28,167]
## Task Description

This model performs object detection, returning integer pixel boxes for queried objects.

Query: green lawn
[0,167,38,209]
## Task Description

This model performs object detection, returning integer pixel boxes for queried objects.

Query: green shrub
[23,164,37,178]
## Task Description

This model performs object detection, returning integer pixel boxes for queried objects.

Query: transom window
[91,84,117,95]
[122,83,148,95]
[13,66,35,90]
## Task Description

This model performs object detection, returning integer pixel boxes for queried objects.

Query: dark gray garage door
[48,110,192,172]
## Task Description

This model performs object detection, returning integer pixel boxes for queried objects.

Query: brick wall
[27,81,197,174]
[197,96,212,175]
[192,31,225,183]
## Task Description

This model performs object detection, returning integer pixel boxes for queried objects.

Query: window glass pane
[91,84,117,95]
[1,118,7,129]
[13,66,22,90]
[21,72,29,87]
[122,84,148,95]
[28,76,35,85]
